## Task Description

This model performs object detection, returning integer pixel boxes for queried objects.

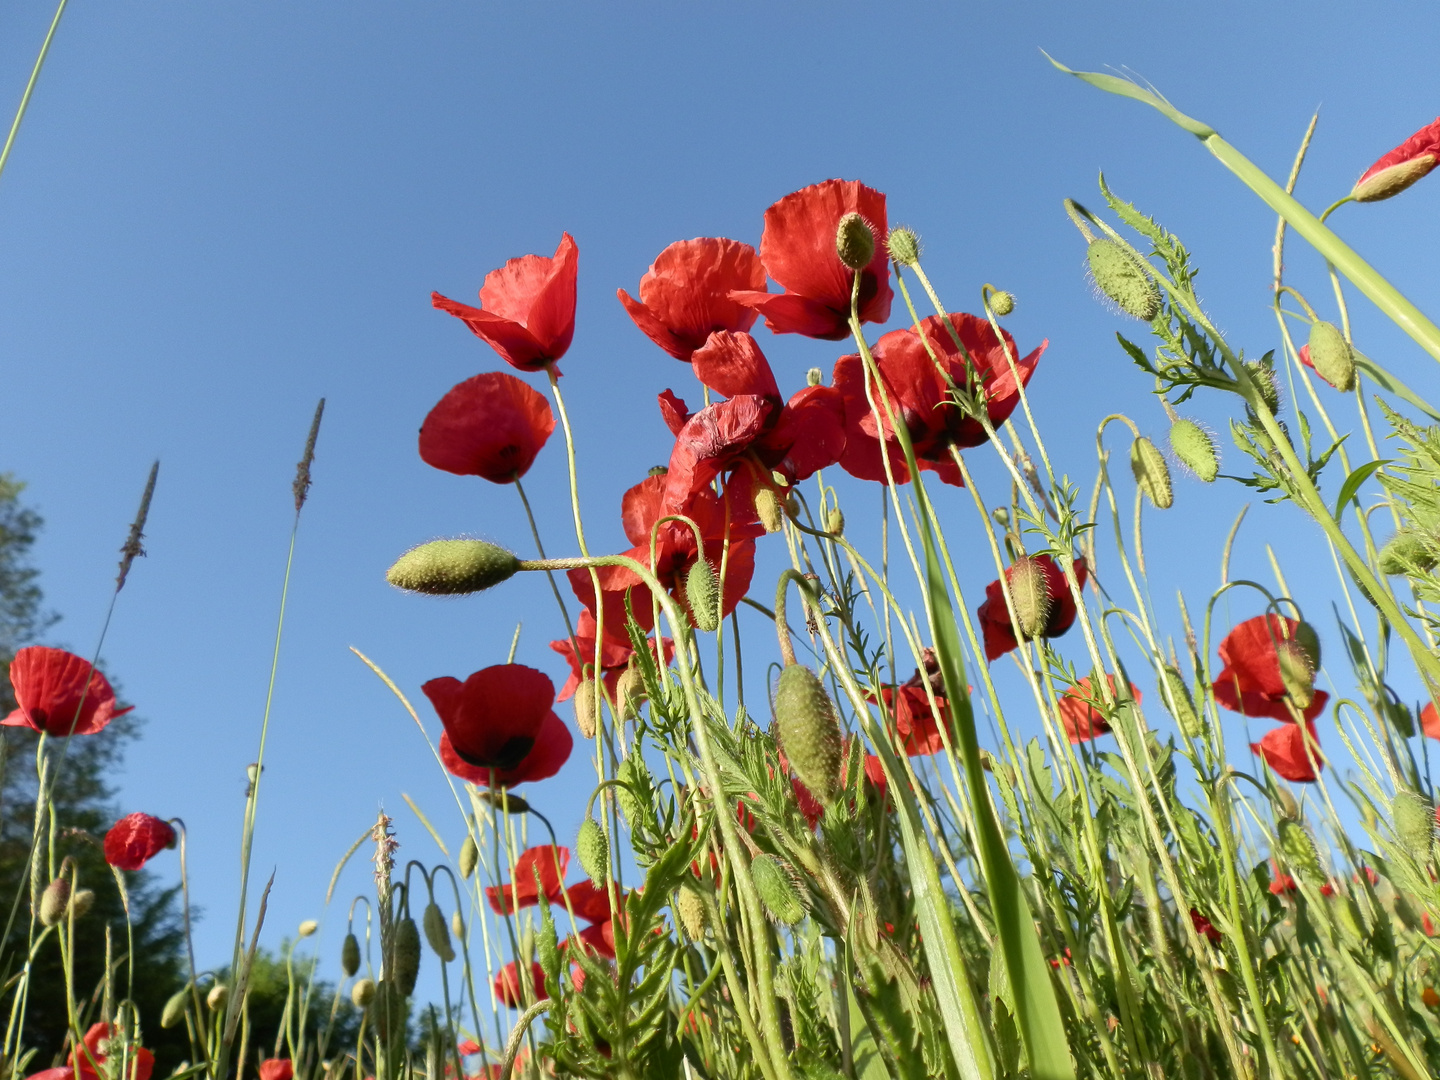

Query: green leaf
[1333,459,1391,519]
[1044,54,1214,138]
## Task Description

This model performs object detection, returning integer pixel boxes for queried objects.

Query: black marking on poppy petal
[455,735,536,772]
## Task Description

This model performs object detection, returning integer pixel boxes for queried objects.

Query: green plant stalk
[0,0,69,187]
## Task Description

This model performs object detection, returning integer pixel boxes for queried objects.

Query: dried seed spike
[293,398,326,513]
[1159,666,1202,740]
[116,460,159,592]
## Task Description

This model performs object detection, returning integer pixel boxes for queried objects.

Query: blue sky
[2,1,1437,1014]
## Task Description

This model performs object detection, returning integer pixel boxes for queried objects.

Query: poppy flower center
[455,734,536,772]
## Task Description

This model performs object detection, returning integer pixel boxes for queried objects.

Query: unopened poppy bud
[1379,531,1438,576]
[1292,620,1322,673]
[1087,239,1160,321]
[298,919,318,939]
[422,902,455,963]
[1169,418,1219,482]
[754,485,784,533]
[836,212,875,271]
[161,986,189,1029]
[207,984,229,1011]
[1130,436,1173,509]
[39,878,70,927]
[648,465,668,478]
[1159,666,1202,740]
[537,900,561,982]
[992,506,1011,529]
[458,835,479,879]
[577,817,609,885]
[1242,360,1282,415]
[886,227,921,266]
[1392,791,1435,865]
[774,664,844,807]
[676,885,708,940]
[477,789,532,813]
[1353,120,1440,202]
[389,917,421,996]
[1276,639,1315,710]
[350,977,376,1008]
[1006,557,1051,639]
[784,491,801,521]
[1306,321,1356,392]
[68,888,94,921]
[806,368,823,387]
[386,539,519,596]
[989,291,1015,317]
[825,507,844,536]
[574,679,599,740]
[750,854,806,925]
[451,910,464,940]
[686,558,721,632]
[616,754,646,825]
[1279,819,1323,885]
[616,665,646,718]
[341,932,361,977]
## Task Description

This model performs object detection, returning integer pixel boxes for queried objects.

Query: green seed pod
[422,902,455,963]
[458,835,479,879]
[676,885,708,940]
[686,558,720,632]
[68,888,94,921]
[1278,819,1323,885]
[574,678,598,740]
[1306,321,1357,393]
[207,984,229,1011]
[1276,639,1316,710]
[754,485,785,533]
[1159,666,1203,740]
[1379,531,1438,576]
[616,664,646,718]
[774,664,844,807]
[389,917,421,996]
[1292,620,1322,673]
[38,878,70,928]
[835,212,875,271]
[1242,360,1282,415]
[1087,239,1160,321]
[537,899,561,982]
[750,854,806,925]
[1005,557,1051,639]
[1392,790,1435,865]
[386,539,519,596]
[161,986,190,1029]
[341,932,362,977]
[577,818,609,884]
[989,290,1015,317]
[825,506,844,536]
[615,754,646,826]
[886,227,920,267]
[1169,418,1219,482]
[1130,436,1174,509]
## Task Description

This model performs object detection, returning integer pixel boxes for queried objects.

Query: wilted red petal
[103,813,175,872]
[1251,721,1323,783]
[618,238,764,360]
[423,665,555,771]
[657,390,690,436]
[419,371,554,483]
[4,647,131,737]
[485,845,570,914]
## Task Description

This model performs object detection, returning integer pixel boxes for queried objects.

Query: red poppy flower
[618,238,765,360]
[1268,863,1298,896]
[1352,117,1440,203]
[568,473,759,641]
[1189,909,1222,946]
[4,646,132,737]
[1422,701,1440,740]
[419,371,554,483]
[457,1040,481,1057]
[493,961,547,1007]
[731,179,892,340]
[103,813,175,872]
[259,1061,293,1080]
[1250,721,1323,783]
[70,1023,155,1080]
[867,653,954,758]
[658,331,846,516]
[485,845,570,915]
[832,313,1045,486]
[976,555,1089,662]
[1058,675,1141,744]
[547,610,673,703]
[424,664,558,772]
[563,880,625,960]
[1425,912,1438,938]
[1212,615,1327,723]
[432,234,578,372]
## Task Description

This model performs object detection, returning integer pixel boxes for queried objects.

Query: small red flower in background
[4,646,133,737]
[492,960,547,1007]
[104,813,175,872]
[457,1040,481,1057]
[419,372,554,483]
[1352,117,1440,203]
[426,665,572,788]
[432,234,578,373]
[730,179,892,340]
[258,1061,293,1080]
[1421,701,1440,740]
[548,609,674,703]
[1251,721,1323,783]
[1424,912,1438,938]
[832,313,1045,486]
[564,880,625,960]
[1212,615,1327,723]
[1189,908,1222,946]
[868,654,952,756]
[618,238,765,360]
[485,845,570,915]
[1268,864,1298,896]
[1058,675,1141,744]
[68,1023,155,1080]
[976,555,1089,662]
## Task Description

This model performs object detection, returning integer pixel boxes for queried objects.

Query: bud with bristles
[161,987,189,1029]
[39,878,70,927]
[1006,558,1051,639]
[1169,419,1219,483]
[835,213,875,271]
[774,665,843,807]
[825,507,844,536]
[1379,531,1438,576]
[750,854,806,925]
[1306,321,1356,392]
[578,818,609,884]
[1160,666,1203,740]
[423,902,455,963]
[1243,360,1282,415]
[298,919,318,938]
[1130,437,1174,509]
[350,977,376,1008]
[1276,639,1316,710]
[806,367,823,387]
[537,899,560,982]
[677,885,708,940]
[754,485,784,533]
[386,539,519,595]
[1392,791,1435,865]
[207,984,229,1011]
[989,291,1015,317]
[1278,819,1323,885]
[341,932,361,977]
[458,835,478,879]
[616,665,646,719]
[616,755,646,826]
[887,226,921,266]
[389,917,421,996]
[68,889,94,921]
[686,558,720,632]
[1087,239,1160,321]
[574,679,598,740]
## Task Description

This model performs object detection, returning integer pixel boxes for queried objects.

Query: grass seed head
[1169,418,1220,482]
[1086,239,1160,321]
[386,539,519,595]
[775,664,844,807]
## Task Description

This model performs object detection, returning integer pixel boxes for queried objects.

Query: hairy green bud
[1130,436,1174,509]
[686,558,720,632]
[886,227,920,266]
[754,485,785,533]
[38,878,69,928]
[1169,418,1219,482]
[1243,360,1282,415]
[161,986,189,1029]
[1276,639,1316,710]
[578,817,609,885]
[825,506,845,536]
[1278,819,1323,885]
[751,854,806,925]
[1006,557,1051,639]
[350,976,376,1007]
[423,902,455,963]
[1160,666,1203,740]
[386,539,519,595]
[835,212,876,271]
[389,917,421,996]
[615,754,647,827]
[616,664,646,719]
[341,932,362,977]
[775,664,844,807]
[989,290,1015,317]
[537,899,561,983]
[1392,790,1435,865]
[1379,531,1438,576]
[68,888,94,921]
[676,885,708,940]
[574,678,598,740]
[1087,239,1160,321]
[1306,321,1357,392]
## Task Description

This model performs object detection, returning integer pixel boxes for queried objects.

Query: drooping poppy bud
[1130,436,1173,509]
[573,679,598,740]
[69,888,94,920]
[686,559,721,632]
[615,665,646,719]
[161,987,189,1029]
[207,984,229,1011]
[458,836,479,879]
[826,507,845,536]
[676,885,707,940]
[1379,530,1438,576]
[1392,791,1435,865]
[476,789,533,813]
[750,854,805,925]
[341,932,361,977]
[452,910,464,940]
[389,918,421,996]
[886,227,920,267]
[1159,666,1202,740]
[104,813,176,871]
[1276,639,1316,710]
[835,212,876,271]
[754,485,784,533]
[39,878,70,927]
[577,818,609,885]
[1006,557,1052,639]
[1305,322,1356,392]
[1352,118,1440,203]
[386,539,519,595]
[423,902,455,963]
[774,665,843,807]
[297,920,318,939]
[989,291,1015,317]
[350,977,376,1008]
[1087,239,1160,321]
[1169,418,1219,482]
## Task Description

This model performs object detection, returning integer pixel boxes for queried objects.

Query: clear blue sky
[2,1,1437,1010]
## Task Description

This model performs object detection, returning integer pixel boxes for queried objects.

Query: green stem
[0,0,69,186]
